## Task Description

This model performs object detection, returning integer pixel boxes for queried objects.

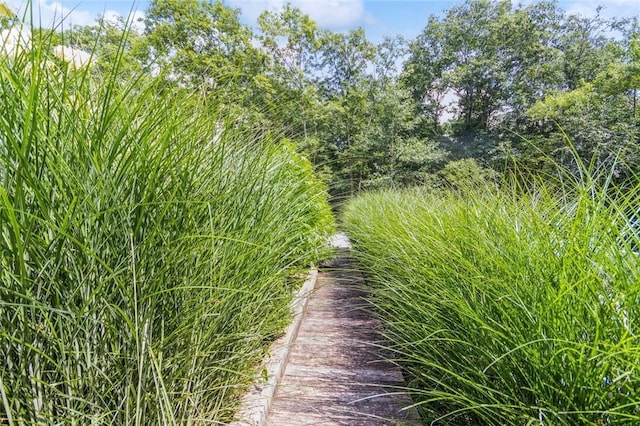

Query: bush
[438,158,497,189]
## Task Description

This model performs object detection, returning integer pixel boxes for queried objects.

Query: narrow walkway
[266,243,421,425]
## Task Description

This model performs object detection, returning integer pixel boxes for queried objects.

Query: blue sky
[6,0,640,42]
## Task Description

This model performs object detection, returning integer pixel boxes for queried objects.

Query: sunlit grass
[343,169,640,424]
[0,21,334,425]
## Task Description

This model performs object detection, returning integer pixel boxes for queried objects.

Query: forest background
[4,0,639,197]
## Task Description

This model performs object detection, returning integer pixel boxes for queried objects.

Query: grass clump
[0,23,334,424]
[342,171,640,424]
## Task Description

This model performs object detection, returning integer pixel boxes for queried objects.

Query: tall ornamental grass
[0,24,334,424]
[343,171,640,424]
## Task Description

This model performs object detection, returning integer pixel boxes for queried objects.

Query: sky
[5,0,640,42]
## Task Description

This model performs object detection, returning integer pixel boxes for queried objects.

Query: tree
[257,5,323,140]
[313,28,376,194]
[402,0,636,178]
[404,0,566,134]
[361,36,447,188]
[527,32,640,179]
[557,9,623,91]
[258,5,321,82]
[144,0,264,101]
[60,17,147,77]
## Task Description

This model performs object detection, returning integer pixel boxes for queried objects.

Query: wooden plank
[230,269,319,426]
[266,250,421,426]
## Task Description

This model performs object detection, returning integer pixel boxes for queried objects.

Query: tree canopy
[7,0,638,195]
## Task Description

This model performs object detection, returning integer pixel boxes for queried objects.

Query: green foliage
[343,167,640,424]
[9,0,640,421]
[144,0,264,99]
[258,4,321,78]
[276,140,336,262]
[255,6,323,145]
[527,31,640,179]
[0,20,333,424]
[438,158,496,189]
[22,0,633,198]
[403,0,635,178]
[403,0,566,132]
[59,18,147,77]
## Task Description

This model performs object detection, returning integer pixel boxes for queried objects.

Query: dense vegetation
[327,1,640,423]
[37,0,637,197]
[1,0,639,423]
[343,166,640,424]
[0,6,333,424]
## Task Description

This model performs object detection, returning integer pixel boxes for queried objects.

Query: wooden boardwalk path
[265,245,421,426]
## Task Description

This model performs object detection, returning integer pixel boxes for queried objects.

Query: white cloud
[229,0,365,30]
[6,0,96,28]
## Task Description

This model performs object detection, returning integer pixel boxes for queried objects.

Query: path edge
[229,267,319,426]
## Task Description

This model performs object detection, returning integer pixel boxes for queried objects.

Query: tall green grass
[343,171,640,424]
[0,23,334,424]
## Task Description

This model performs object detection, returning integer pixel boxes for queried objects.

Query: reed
[0,21,334,424]
[343,168,640,425]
